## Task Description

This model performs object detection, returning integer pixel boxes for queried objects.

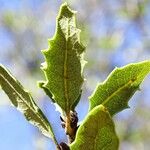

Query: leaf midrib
[64,18,70,112]
[0,73,50,133]
[102,78,135,106]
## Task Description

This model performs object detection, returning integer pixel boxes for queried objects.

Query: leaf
[38,81,55,103]
[39,3,86,113]
[89,61,150,115]
[70,105,119,150]
[0,65,58,145]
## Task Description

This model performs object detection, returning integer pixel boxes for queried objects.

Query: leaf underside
[89,61,150,115]
[39,3,86,113]
[70,105,119,150]
[0,65,57,143]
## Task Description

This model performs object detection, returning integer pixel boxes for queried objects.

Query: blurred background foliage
[0,0,150,150]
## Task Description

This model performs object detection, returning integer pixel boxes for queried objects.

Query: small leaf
[70,105,119,150]
[38,81,55,103]
[89,61,150,115]
[0,65,58,145]
[39,3,86,113]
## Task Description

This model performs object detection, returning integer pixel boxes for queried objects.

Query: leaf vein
[0,73,49,132]
[102,79,134,105]
[64,18,69,112]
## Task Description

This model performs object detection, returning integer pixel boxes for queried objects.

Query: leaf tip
[58,2,76,19]
[37,80,45,88]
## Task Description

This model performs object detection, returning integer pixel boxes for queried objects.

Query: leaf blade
[70,105,119,150]
[39,3,85,113]
[0,65,58,145]
[89,61,150,115]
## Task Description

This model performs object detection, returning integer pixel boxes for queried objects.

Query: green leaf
[0,65,58,146]
[38,81,55,103]
[89,61,150,115]
[39,3,85,113]
[70,105,119,150]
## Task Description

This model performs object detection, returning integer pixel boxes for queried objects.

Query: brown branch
[60,111,78,143]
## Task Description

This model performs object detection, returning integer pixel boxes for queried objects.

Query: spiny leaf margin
[39,2,86,113]
[89,60,150,115]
